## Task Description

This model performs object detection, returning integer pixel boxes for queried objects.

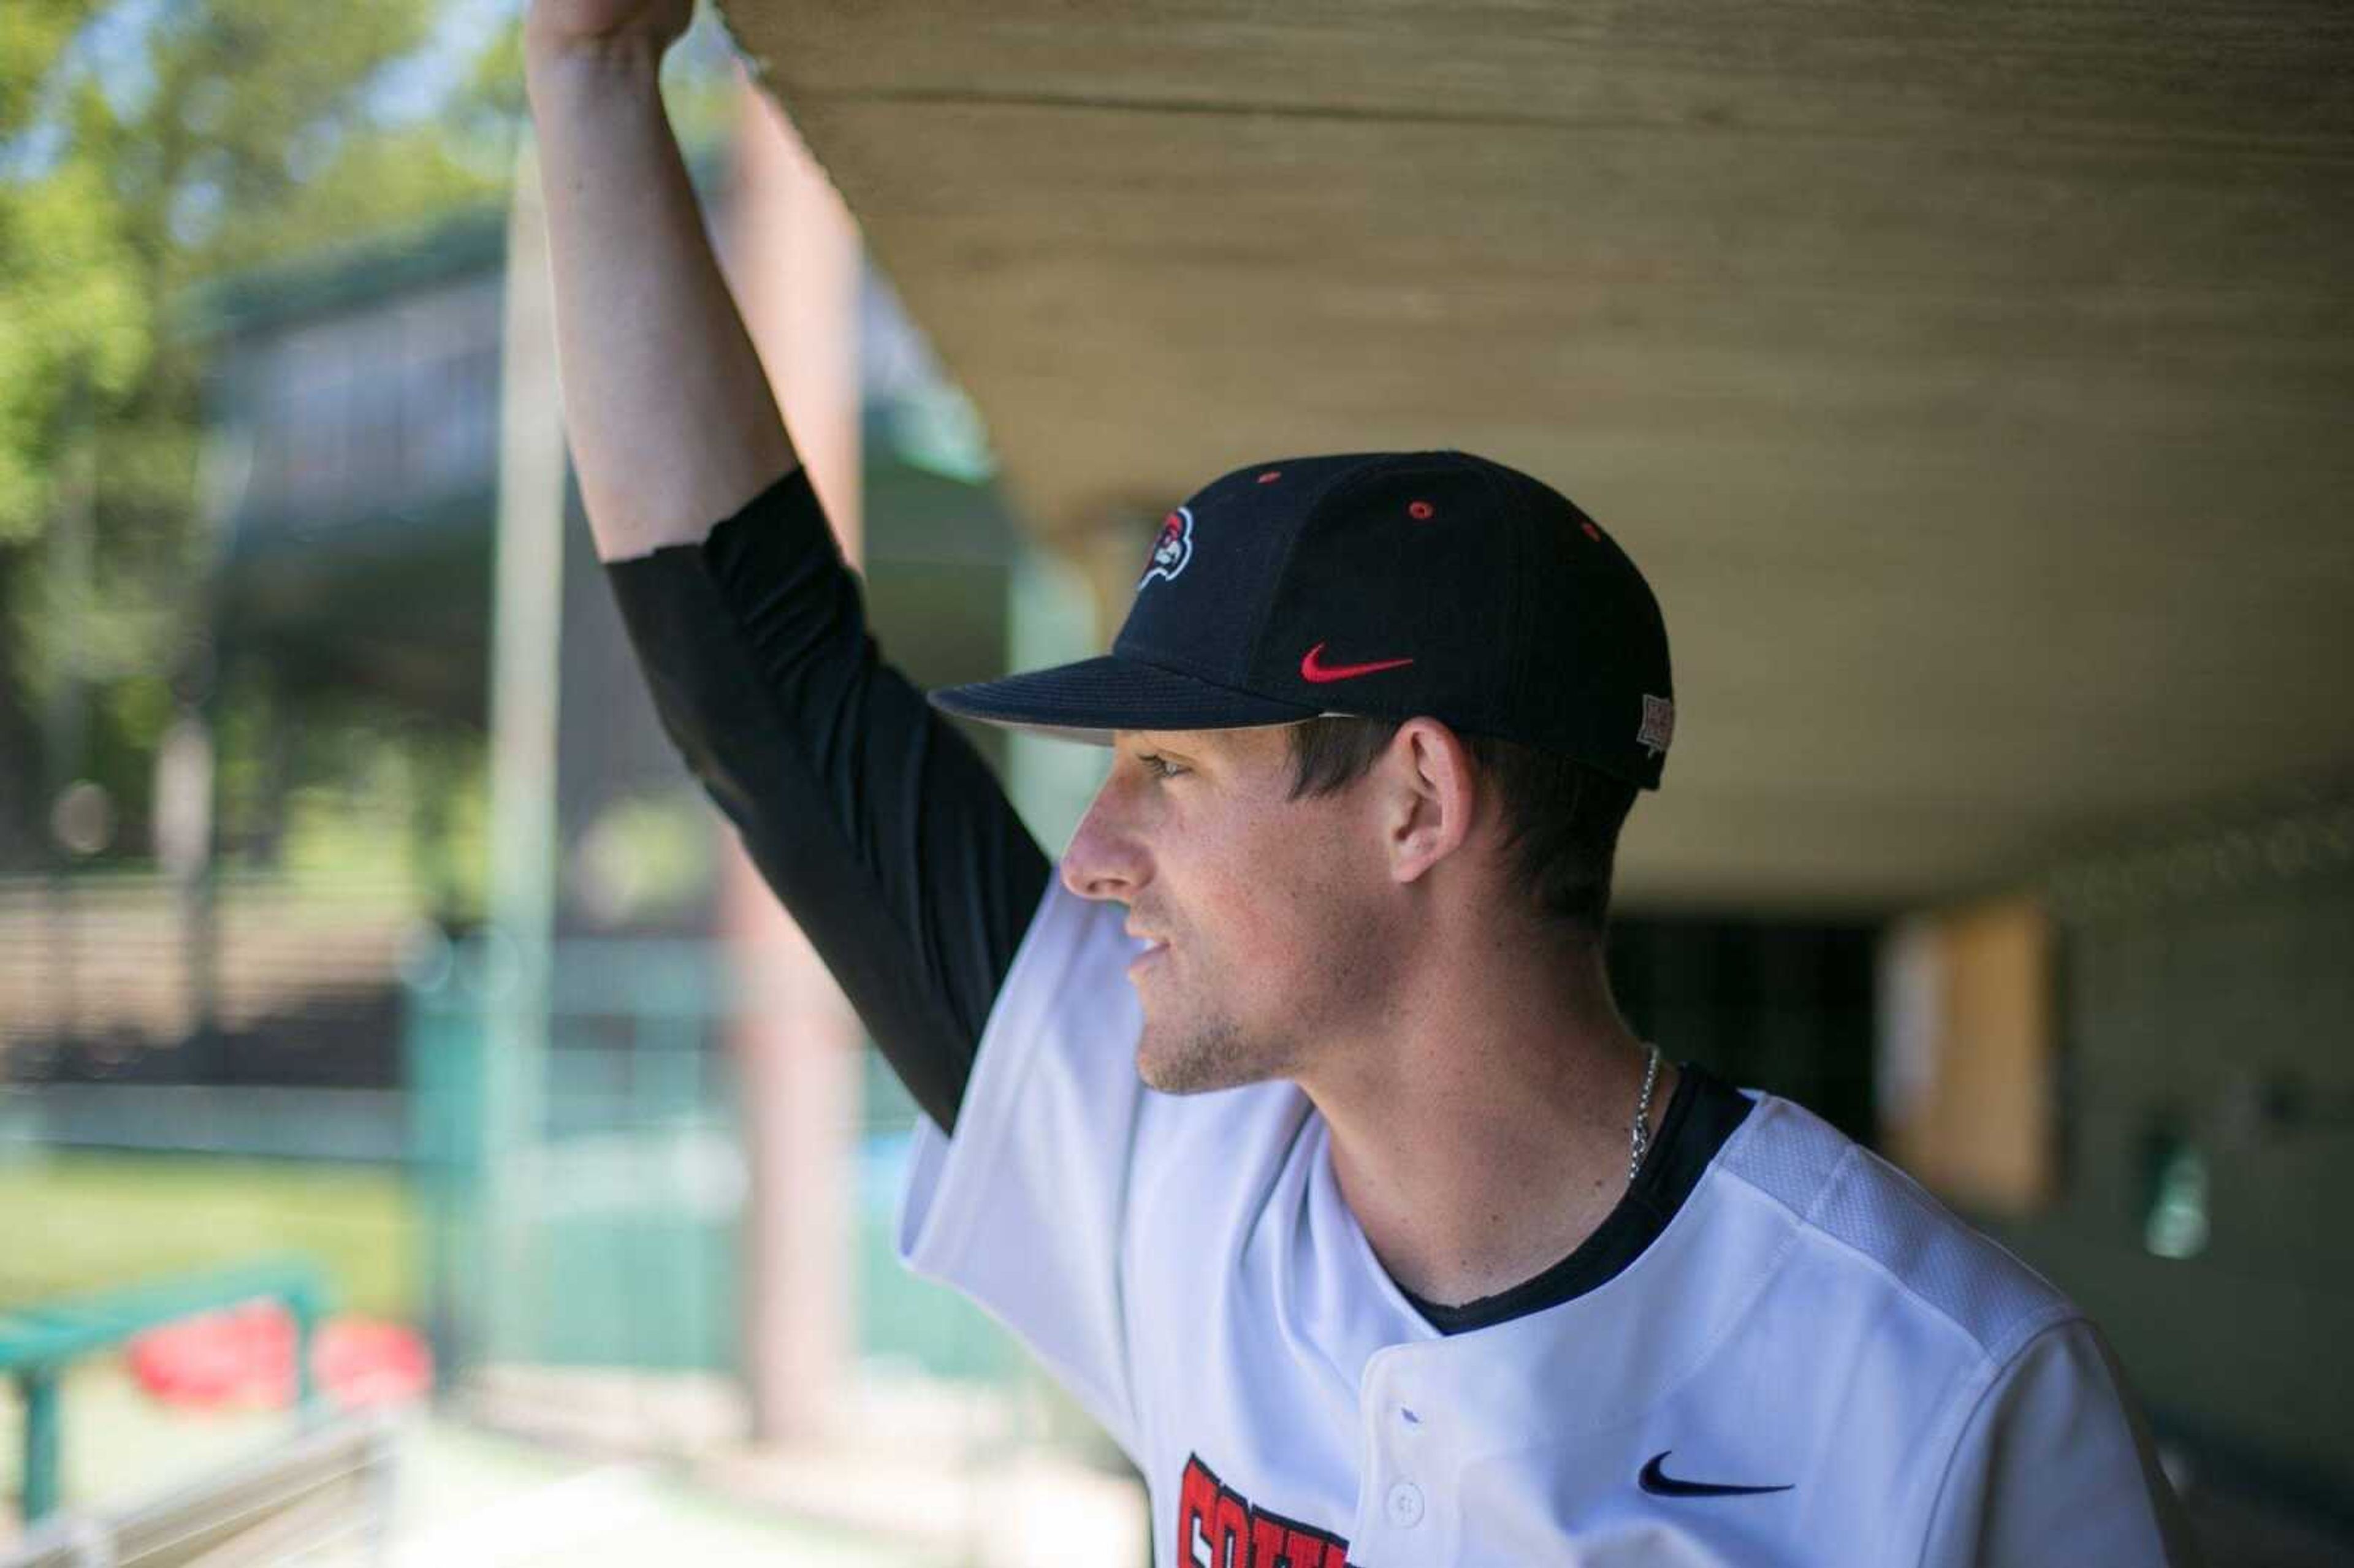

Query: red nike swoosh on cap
[1299,642,1416,683]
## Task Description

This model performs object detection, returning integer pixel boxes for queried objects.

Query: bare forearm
[525,37,798,561]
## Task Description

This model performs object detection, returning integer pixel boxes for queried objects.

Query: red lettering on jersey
[1178,1456,1222,1567]
[1211,1493,1250,1567]
[1176,1453,1350,1568]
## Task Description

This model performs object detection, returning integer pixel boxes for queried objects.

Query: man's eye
[1135,752,1187,780]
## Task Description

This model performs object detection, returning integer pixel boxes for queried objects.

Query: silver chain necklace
[1627,1043,1662,1184]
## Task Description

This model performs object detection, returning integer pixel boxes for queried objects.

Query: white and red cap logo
[1138,506,1195,589]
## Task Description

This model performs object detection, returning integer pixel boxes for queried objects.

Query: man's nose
[1060,790,1147,903]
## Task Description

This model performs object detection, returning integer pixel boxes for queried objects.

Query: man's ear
[1382,717,1480,886]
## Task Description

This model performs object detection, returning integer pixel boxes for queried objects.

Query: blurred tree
[0,0,527,870]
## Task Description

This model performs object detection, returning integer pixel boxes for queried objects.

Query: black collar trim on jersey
[1401,1060,1756,1335]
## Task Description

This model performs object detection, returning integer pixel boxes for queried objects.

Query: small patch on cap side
[1639,695,1675,757]
[1257,470,1282,484]
[1408,500,1435,520]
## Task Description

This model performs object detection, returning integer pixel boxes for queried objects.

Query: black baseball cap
[928,449,1675,790]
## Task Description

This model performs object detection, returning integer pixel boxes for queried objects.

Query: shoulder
[1712,1094,2080,1368]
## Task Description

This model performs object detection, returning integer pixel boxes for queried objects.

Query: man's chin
[1134,1057,1186,1094]
[1133,1037,1192,1094]
[1137,1057,1236,1096]
[1133,1022,1267,1096]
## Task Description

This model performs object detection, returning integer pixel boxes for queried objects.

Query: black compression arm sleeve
[600,465,1052,1133]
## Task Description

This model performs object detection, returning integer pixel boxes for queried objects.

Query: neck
[1300,926,1675,1309]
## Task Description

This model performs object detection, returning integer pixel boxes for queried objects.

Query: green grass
[0,1151,417,1323]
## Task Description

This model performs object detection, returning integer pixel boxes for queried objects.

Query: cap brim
[928,655,1323,744]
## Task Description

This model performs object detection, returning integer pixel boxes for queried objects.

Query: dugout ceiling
[725,0,2354,910]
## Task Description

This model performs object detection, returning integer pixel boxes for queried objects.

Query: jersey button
[1385,1482,1425,1528]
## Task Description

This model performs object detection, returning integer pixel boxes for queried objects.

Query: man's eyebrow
[1126,732,1209,763]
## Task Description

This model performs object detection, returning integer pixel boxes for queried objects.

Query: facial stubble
[1131,911,1387,1097]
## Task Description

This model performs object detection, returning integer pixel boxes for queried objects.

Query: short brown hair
[1286,716,1638,937]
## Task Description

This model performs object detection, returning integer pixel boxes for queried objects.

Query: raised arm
[524,0,793,560]
[523,0,1052,1130]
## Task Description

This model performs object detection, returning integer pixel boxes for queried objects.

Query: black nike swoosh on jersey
[1639,1451,1796,1498]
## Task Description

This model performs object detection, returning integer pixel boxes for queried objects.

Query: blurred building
[2,149,1028,1078]
[191,201,1027,947]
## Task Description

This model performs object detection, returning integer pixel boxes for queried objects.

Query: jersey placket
[1351,1343,1454,1561]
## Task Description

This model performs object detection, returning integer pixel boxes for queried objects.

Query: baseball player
[525,2,2198,1561]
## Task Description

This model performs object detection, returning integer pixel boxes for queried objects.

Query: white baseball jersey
[898,878,2196,1566]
